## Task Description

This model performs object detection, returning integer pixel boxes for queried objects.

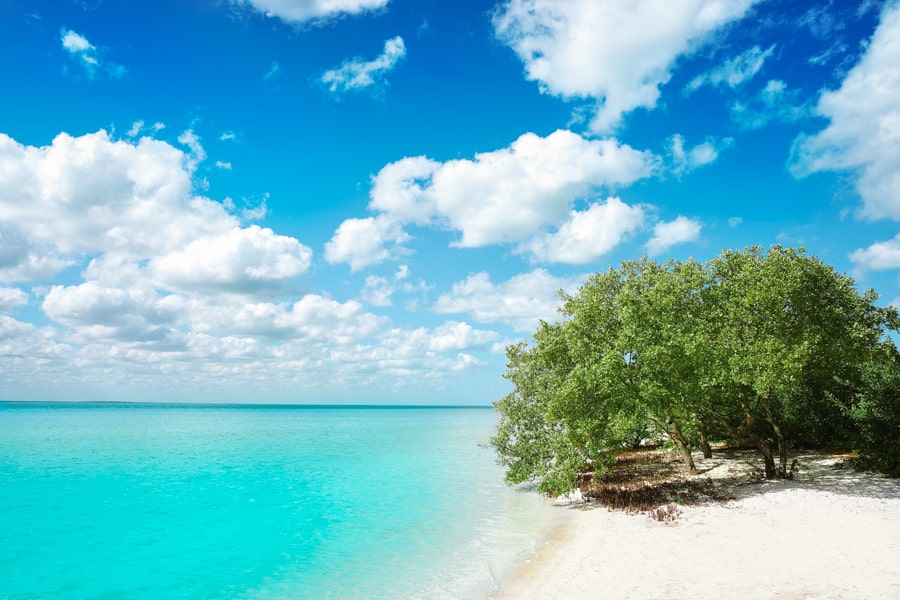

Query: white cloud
[427,321,499,352]
[328,130,656,268]
[61,30,93,53]
[359,265,430,307]
[0,128,314,330]
[60,28,125,79]
[685,44,775,93]
[521,197,645,264]
[432,269,585,332]
[493,0,760,132]
[790,2,900,221]
[150,225,312,296]
[667,134,732,176]
[1,291,495,400]
[361,275,394,306]
[0,131,634,400]
[321,36,406,94]
[188,294,386,343]
[216,161,233,170]
[424,132,653,248]
[127,120,144,138]
[0,317,73,387]
[645,216,702,255]
[0,221,73,281]
[850,234,900,270]
[360,265,411,306]
[127,121,165,140]
[367,155,438,223]
[0,130,237,272]
[324,215,410,271]
[235,0,389,24]
[0,287,28,311]
[323,324,490,383]
[178,129,207,170]
[43,282,181,343]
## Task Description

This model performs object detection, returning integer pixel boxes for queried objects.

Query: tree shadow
[562,448,900,517]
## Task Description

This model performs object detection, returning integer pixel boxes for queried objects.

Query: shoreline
[493,452,900,599]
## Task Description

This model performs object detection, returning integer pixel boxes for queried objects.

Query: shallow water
[0,403,558,599]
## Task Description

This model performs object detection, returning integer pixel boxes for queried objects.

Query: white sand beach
[495,453,900,600]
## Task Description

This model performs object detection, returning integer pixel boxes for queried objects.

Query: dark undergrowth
[579,449,737,521]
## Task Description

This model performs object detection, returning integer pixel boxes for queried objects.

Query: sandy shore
[494,452,900,600]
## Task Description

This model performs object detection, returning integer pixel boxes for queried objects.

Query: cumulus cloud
[790,2,900,221]
[60,28,125,79]
[360,275,395,307]
[494,0,760,132]
[359,265,418,306]
[0,317,72,388]
[685,44,775,93]
[0,128,314,301]
[0,130,235,271]
[645,216,702,255]
[0,287,28,311]
[432,269,585,332]
[61,29,96,69]
[0,222,72,281]
[0,119,499,398]
[325,215,410,271]
[185,294,386,343]
[43,282,181,343]
[327,130,656,268]
[321,36,406,94]
[521,197,645,264]
[235,0,389,24]
[150,226,312,296]
[427,321,499,352]
[850,234,900,271]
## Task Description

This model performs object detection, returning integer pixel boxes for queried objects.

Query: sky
[1,0,899,405]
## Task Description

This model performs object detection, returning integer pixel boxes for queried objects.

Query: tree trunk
[698,425,713,459]
[648,413,698,475]
[759,442,776,479]
[667,419,699,476]
[762,395,788,477]
[710,405,778,480]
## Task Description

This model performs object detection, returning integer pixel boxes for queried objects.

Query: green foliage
[490,339,609,495]
[849,343,900,476]
[491,245,900,491]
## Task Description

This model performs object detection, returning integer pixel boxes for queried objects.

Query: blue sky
[1,0,899,404]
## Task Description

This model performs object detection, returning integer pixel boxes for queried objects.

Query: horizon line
[0,400,494,409]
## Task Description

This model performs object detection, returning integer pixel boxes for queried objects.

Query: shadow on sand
[564,448,900,516]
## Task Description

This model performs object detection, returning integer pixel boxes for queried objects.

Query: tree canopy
[492,246,900,495]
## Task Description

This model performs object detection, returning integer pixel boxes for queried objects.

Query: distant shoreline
[0,400,495,409]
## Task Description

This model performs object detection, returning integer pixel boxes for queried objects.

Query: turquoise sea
[0,404,559,599]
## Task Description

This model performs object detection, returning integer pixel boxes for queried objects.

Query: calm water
[0,404,558,599]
